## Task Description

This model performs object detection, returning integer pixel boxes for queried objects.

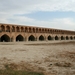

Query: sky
[0,0,75,30]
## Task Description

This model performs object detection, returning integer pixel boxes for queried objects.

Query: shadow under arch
[55,36,59,40]
[74,36,75,39]
[61,36,64,40]
[70,36,73,40]
[1,34,10,42]
[39,35,44,41]
[6,25,10,32]
[28,35,35,41]
[48,35,52,40]
[1,25,5,32]
[16,35,24,41]
[66,36,69,40]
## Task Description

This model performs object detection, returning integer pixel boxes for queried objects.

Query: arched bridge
[0,23,75,42]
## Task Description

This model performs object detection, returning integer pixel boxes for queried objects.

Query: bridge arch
[55,36,59,40]
[61,36,64,40]
[25,27,28,32]
[39,35,44,41]
[16,26,20,32]
[28,35,35,41]
[21,27,24,32]
[48,35,52,40]
[70,36,73,40]
[66,36,69,40]
[16,35,24,41]
[29,27,32,33]
[74,36,75,39]
[32,28,35,33]
[1,25,5,32]
[36,28,39,33]
[1,34,10,42]
[6,25,10,32]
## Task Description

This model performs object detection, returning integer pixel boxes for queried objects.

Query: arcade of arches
[0,23,75,42]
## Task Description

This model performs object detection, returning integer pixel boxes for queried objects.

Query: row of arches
[0,25,75,35]
[0,34,75,42]
[0,25,60,33]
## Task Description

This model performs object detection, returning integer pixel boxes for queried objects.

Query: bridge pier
[26,37,28,41]
[35,37,37,41]
[36,37,39,41]
[52,37,55,41]
[44,37,47,41]
[13,38,16,42]
[59,37,61,40]
[24,38,26,41]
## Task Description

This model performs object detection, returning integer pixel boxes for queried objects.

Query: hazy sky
[0,0,75,30]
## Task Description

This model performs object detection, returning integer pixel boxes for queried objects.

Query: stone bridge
[0,23,75,42]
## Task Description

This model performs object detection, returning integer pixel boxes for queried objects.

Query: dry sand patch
[0,41,75,75]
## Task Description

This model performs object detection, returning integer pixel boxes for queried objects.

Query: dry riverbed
[0,41,75,75]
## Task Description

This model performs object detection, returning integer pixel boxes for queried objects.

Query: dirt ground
[0,41,75,75]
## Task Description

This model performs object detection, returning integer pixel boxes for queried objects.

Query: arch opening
[21,27,24,32]
[61,36,64,40]
[25,27,28,32]
[1,34,10,42]
[1,25,5,32]
[55,36,59,40]
[28,35,35,41]
[32,28,35,33]
[39,35,44,41]
[16,35,24,41]
[29,28,32,33]
[16,27,20,32]
[36,28,38,33]
[48,36,52,40]
[6,26,10,32]
[66,36,69,40]
[70,36,73,40]
[74,36,75,39]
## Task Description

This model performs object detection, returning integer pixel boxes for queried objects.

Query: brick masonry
[0,23,75,42]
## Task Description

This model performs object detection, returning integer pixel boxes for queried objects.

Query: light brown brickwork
[0,23,75,42]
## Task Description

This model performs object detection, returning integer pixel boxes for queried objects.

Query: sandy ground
[0,40,75,75]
